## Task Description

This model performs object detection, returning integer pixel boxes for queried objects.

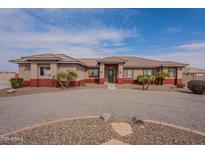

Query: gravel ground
[0,87,62,98]
[122,122,205,145]
[0,89,205,134]
[0,118,204,145]
[0,84,106,98]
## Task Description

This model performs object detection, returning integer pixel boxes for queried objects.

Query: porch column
[30,63,38,86]
[99,62,104,84]
[51,63,58,87]
[117,63,124,84]
[176,67,183,84]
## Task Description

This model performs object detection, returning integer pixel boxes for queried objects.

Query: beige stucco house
[182,67,205,85]
[10,53,188,87]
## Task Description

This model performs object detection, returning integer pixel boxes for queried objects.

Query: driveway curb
[0,115,100,137]
[1,117,205,138]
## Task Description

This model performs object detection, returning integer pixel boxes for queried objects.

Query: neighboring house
[0,72,17,81]
[9,53,188,87]
[183,67,205,85]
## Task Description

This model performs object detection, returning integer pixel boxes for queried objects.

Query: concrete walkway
[107,83,116,90]
[0,89,205,134]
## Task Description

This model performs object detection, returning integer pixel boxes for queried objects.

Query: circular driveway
[0,89,205,134]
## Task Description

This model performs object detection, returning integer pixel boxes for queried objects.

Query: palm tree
[156,71,170,85]
[53,70,78,89]
[136,75,152,90]
[65,70,78,88]
[53,72,67,89]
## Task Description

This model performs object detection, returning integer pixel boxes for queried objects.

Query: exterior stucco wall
[177,67,183,79]
[58,63,87,81]
[57,63,77,72]
[15,61,185,86]
[19,64,31,81]
[133,68,143,79]
[76,64,86,80]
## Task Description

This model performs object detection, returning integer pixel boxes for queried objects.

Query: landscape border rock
[131,115,144,124]
[100,113,112,122]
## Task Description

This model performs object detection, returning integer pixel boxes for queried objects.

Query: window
[90,68,99,77]
[124,69,133,78]
[40,66,51,76]
[168,69,176,78]
[24,64,30,70]
[144,69,154,76]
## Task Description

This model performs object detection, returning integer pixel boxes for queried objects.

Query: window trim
[168,68,177,78]
[123,69,133,78]
[39,66,51,76]
[143,68,154,76]
[89,68,99,77]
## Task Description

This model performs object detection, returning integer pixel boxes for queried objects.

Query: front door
[108,70,114,83]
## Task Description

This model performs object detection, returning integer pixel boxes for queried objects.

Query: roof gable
[9,53,188,68]
[97,56,127,63]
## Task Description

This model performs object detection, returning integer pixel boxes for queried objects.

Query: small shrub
[136,75,152,90]
[176,84,185,88]
[10,77,24,89]
[187,80,205,94]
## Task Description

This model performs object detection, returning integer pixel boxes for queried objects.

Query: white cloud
[0,9,138,71]
[148,50,205,69]
[177,42,205,49]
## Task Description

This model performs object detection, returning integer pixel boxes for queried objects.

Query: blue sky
[0,9,205,71]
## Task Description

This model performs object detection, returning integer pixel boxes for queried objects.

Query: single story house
[182,67,205,85]
[10,53,188,87]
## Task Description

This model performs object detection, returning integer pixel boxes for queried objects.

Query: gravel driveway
[0,89,205,134]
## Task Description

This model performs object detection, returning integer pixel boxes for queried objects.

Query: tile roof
[96,56,127,63]
[9,53,88,66]
[183,67,205,74]
[9,53,188,68]
[77,58,100,67]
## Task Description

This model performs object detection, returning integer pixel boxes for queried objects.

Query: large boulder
[7,89,16,94]
[131,114,144,124]
[187,80,205,95]
[100,113,112,122]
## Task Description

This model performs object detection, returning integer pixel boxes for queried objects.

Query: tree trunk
[160,78,163,85]
[66,79,71,88]
[142,84,145,90]
[58,80,66,89]
[145,82,150,90]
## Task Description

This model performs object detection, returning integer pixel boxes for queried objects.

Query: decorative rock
[100,113,112,122]
[140,125,145,128]
[131,115,144,124]
[102,139,128,145]
[7,89,16,93]
[111,122,133,136]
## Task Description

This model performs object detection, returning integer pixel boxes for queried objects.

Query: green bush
[187,80,205,94]
[136,75,152,90]
[10,77,24,89]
